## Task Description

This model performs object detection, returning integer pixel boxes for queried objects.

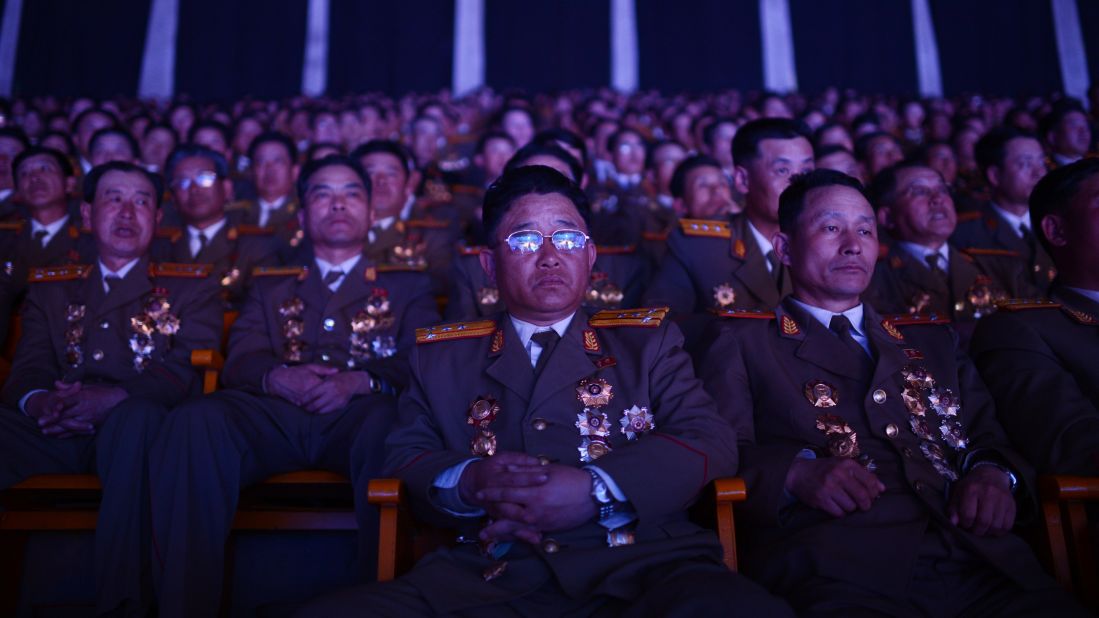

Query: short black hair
[607,127,645,154]
[476,130,515,156]
[814,144,854,160]
[144,122,179,140]
[482,165,590,247]
[645,139,684,170]
[702,117,737,148]
[853,131,900,163]
[296,154,371,206]
[812,122,850,150]
[974,126,1038,172]
[164,144,230,182]
[351,139,414,175]
[89,127,139,159]
[504,142,584,184]
[73,107,117,133]
[0,126,30,149]
[778,169,866,235]
[38,130,77,156]
[732,118,811,166]
[669,154,723,198]
[866,160,935,211]
[12,146,74,178]
[1039,99,1088,138]
[82,161,165,207]
[1029,157,1099,255]
[247,130,298,163]
[188,120,230,145]
[533,128,588,169]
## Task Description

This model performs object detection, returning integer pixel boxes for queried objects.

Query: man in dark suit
[301,165,792,616]
[971,158,1099,476]
[0,161,222,616]
[227,131,305,255]
[149,155,440,618]
[699,169,1084,616]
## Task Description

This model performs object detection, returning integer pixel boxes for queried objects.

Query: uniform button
[914,480,926,492]
[541,539,559,554]
[537,455,551,466]
[99,320,109,330]
[902,447,913,458]
[91,349,104,361]
[531,418,548,431]
[872,389,887,404]
[323,318,335,332]
[954,301,965,312]
[885,423,899,438]
[321,353,331,362]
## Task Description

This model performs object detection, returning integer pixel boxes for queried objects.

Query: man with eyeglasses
[153,144,281,307]
[149,155,439,617]
[864,161,1021,345]
[300,165,792,616]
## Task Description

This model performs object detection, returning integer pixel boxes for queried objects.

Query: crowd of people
[0,84,1096,616]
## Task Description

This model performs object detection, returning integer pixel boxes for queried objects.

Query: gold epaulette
[679,218,730,239]
[0,221,24,232]
[457,244,486,256]
[252,265,308,279]
[405,218,450,230]
[882,314,952,325]
[28,264,92,282]
[962,247,1021,258]
[955,211,981,223]
[377,263,428,273]
[149,262,213,278]
[156,227,183,243]
[712,308,775,319]
[596,244,637,256]
[589,307,668,328]
[229,225,274,239]
[416,319,496,344]
[995,298,1060,312]
[642,230,669,242]
[225,199,252,211]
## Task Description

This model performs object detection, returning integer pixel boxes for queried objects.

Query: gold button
[954,302,965,312]
[542,539,559,554]
[872,389,887,404]
[537,455,551,466]
[321,353,331,362]
[531,418,548,431]
[92,349,104,361]
[885,423,899,438]
[99,320,109,330]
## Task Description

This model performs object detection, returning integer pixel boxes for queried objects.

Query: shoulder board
[377,263,428,273]
[28,264,93,282]
[679,218,730,239]
[404,218,450,229]
[252,265,308,278]
[416,319,496,344]
[712,308,775,319]
[589,307,668,328]
[149,262,213,278]
[457,244,487,257]
[882,314,952,326]
[963,247,1020,258]
[155,227,183,242]
[0,221,24,232]
[994,298,1060,312]
[438,157,470,173]
[231,224,275,236]
[955,211,981,223]
[596,244,637,255]
[641,230,669,242]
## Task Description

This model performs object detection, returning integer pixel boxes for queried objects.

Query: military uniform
[589,180,676,267]
[302,308,791,616]
[0,259,222,615]
[366,216,456,296]
[697,298,1081,615]
[970,287,1099,476]
[150,210,281,308]
[226,196,307,258]
[443,244,651,322]
[865,244,1022,345]
[149,254,440,618]
[951,202,1057,297]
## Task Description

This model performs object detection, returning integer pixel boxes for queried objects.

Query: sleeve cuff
[431,457,485,517]
[18,389,46,416]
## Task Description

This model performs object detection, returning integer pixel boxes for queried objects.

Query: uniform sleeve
[359,273,440,392]
[221,280,283,392]
[1,285,61,408]
[641,230,698,315]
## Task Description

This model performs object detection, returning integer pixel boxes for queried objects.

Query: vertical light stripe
[137,0,179,100]
[610,0,639,92]
[0,0,25,97]
[1050,0,1090,106]
[453,0,485,96]
[910,0,943,98]
[301,0,330,97]
[759,0,797,93]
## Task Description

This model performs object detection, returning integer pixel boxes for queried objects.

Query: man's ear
[733,165,750,195]
[985,165,1001,189]
[290,164,301,182]
[479,247,497,285]
[80,202,92,230]
[877,206,894,231]
[64,176,78,197]
[1041,214,1067,248]
[773,231,793,266]
[406,169,422,197]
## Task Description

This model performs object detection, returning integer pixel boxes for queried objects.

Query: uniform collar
[30,213,70,243]
[509,312,575,358]
[897,240,950,270]
[746,219,775,271]
[186,216,228,240]
[788,296,866,338]
[989,202,1031,238]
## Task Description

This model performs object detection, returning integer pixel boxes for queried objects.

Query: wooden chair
[367,476,748,582]
[1039,475,1099,611]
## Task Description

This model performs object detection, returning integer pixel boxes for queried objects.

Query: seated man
[971,158,1099,476]
[153,144,281,307]
[227,131,305,256]
[669,154,737,221]
[865,161,1021,345]
[699,169,1084,616]
[150,155,440,618]
[301,165,792,616]
[0,161,221,616]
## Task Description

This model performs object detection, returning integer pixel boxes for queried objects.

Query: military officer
[226,131,306,256]
[699,169,1084,616]
[0,161,222,617]
[153,144,281,307]
[971,158,1099,476]
[300,164,792,617]
[865,161,1022,345]
[149,155,440,618]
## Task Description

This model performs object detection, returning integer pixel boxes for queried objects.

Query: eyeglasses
[172,170,219,191]
[505,229,590,254]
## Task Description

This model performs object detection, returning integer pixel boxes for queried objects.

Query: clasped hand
[266,364,372,414]
[26,381,128,438]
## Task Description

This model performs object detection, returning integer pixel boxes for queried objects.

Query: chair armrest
[1040,475,1099,500]
[369,478,410,581]
[191,349,224,369]
[711,477,747,572]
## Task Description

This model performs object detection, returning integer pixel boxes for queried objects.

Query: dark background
[4,0,1097,99]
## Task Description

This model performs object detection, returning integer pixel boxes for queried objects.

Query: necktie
[323,269,345,292]
[925,253,946,279]
[193,232,208,258]
[104,275,122,294]
[766,250,784,291]
[1019,224,1037,258]
[33,230,48,247]
[531,330,561,377]
[829,314,874,377]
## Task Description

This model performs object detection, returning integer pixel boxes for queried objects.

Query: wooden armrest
[368,478,405,506]
[263,471,349,485]
[711,477,746,572]
[10,474,102,491]
[1040,475,1099,501]
[369,479,410,581]
[1038,475,1099,607]
[714,477,747,503]
[191,349,224,369]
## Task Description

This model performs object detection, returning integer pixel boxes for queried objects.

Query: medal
[576,409,611,437]
[902,387,926,416]
[804,380,839,407]
[815,414,861,458]
[576,378,614,408]
[471,431,497,457]
[713,283,736,309]
[619,405,655,440]
[920,440,958,481]
[477,287,499,307]
[939,421,968,450]
[901,366,935,390]
[467,396,501,457]
[578,437,611,462]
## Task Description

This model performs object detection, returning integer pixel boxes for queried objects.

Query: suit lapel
[732,216,781,307]
[197,224,233,266]
[863,305,908,388]
[948,247,980,310]
[485,316,534,403]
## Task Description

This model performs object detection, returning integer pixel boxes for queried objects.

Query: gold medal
[579,437,611,462]
[712,283,736,309]
[902,387,926,416]
[619,405,655,440]
[939,421,968,450]
[901,365,935,390]
[467,396,501,427]
[576,378,614,408]
[278,297,304,319]
[815,414,860,458]
[909,416,933,440]
[804,380,839,407]
[477,287,499,306]
[471,431,497,457]
[66,303,86,322]
[576,409,611,437]
[130,314,156,337]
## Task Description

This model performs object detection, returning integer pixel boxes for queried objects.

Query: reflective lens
[505,229,590,254]
[173,170,218,191]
